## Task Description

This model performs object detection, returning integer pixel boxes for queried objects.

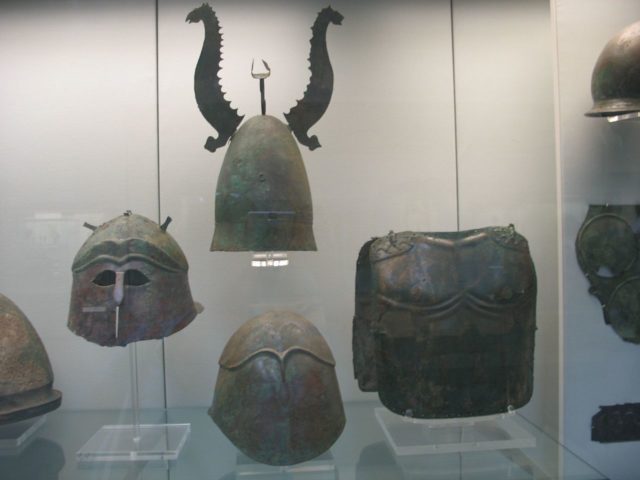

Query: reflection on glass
[251,252,289,268]
[607,111,640,123]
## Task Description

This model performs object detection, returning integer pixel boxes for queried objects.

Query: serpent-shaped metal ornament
[187,4,343,252]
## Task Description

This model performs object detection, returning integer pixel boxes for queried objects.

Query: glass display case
[0,0,636,478]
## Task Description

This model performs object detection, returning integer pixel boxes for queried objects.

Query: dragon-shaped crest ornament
[187,4,343,252]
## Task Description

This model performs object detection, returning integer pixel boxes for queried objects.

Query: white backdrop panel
[0,0,165,409]
[556,1,640,479]
[453,0,559,437]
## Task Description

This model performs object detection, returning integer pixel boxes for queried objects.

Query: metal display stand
[76,342,190,462]
[375,407,536,457]
[236,451,337,480]
[0,416,46,454]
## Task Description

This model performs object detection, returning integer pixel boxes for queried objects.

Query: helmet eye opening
[124,269,150,286]
[91,269,150,287]
[92,270,116,286]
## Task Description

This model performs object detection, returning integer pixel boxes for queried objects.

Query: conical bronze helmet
[586,21,640,117]
[0,293,62,424]
[187,4,343,252]
[68,212,200,347]
[211,115,316,251]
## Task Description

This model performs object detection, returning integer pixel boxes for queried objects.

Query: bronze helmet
[211,115,316,251]
[188,5,343,252]
[0,293,62,424]
[353,227,537,418]
[210,311,345,465]
[586,21,640,117]
[68,212,199,347]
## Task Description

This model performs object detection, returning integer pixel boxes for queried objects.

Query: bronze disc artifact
[576,205,640,343]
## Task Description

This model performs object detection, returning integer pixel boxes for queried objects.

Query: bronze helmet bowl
[210,311,345,466]
[188,4,343,252]
[0,293,62,425]
[586,20,640,117]
[68,212,199,347]
[211,115,316,252]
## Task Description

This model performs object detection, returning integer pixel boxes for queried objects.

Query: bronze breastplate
[353,226,537,418]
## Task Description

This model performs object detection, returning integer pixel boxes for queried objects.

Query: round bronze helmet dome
[211,115,317,252]
[586,21,640,117]
[0,293,62,425]
[68,212,200,347]
[210,311,345,466]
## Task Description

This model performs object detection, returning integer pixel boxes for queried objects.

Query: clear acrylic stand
[0,415,46,454]
[76,342,190,462]
[375,407,536,456]
[251,252,289,267]
[235,450,337,480]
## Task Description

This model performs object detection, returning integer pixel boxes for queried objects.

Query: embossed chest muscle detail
[372,230,535,313]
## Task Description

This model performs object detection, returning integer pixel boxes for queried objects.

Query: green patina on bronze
[188,5,343,252]
[576,205,640,343]
[68,212,200,347]
[210,311,345,466]
[211,116,316,252]
[0,293,62,425]
[353,226,537,419]
[586,21,640,117]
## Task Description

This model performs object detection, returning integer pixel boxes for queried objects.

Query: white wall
[0,0,559,443]
[453,0,558,436]
[0,0,165,409]
[556,1,640,479]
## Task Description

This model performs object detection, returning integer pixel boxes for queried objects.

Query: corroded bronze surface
[68,212,199,347]
[586,21,640,117]
[211,115,316,251]
[188,5,342,252]
[188,3,342,153]
[0,293,62,425]
[592,403,640,442]
[284,6,343,150]
[353,239,377,392]
[353,227,537,418]
[210,311,345,465]
[187,3,243,153]
[576,205,640,343]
